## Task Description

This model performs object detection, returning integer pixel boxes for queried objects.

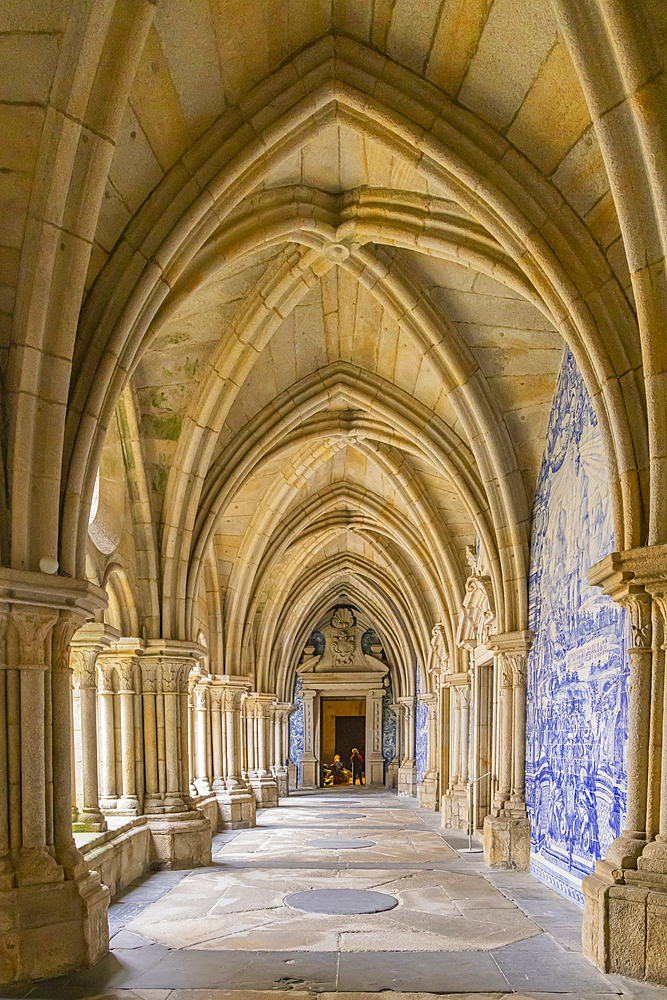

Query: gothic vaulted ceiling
[3,0,658,697]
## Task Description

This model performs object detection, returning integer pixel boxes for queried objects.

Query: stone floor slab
[304,839,376,849]
[337,950,511,992]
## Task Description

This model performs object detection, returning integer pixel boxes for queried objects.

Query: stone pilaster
[70,623,119,831]
[0,570,110,984]
[483,630,532,871]
[397,696,417,796]
[582,547,667,984]
[441,681,469,829]
[300,688,319,788]
[418,692,439,810]
[385,702,401,789]
[365,688,385,785]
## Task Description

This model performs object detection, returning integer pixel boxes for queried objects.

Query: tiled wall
[416,670,428,783]
[289,675,304,786]
[526,348,630,905]
[382,677,397,762]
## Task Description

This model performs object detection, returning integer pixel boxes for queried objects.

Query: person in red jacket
[350,748,364,785]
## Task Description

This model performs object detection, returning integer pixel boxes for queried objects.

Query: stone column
[582,549,667,983]
[70,623,118,831]
[140,659,162,814]
[397,696,417,796]
[97,661,118,812]
[418,692,439,810]
[450,686,460,788]
[98,640,143,816]
[210,686,225,791]
[510,657,527,807]
[0,573,110,983]
[471,656,493,829]
[483,631,532,871]
[300,688,318,788]
[140,641,211,869]
[247,693,278,807]
[218,683,256,828]
[458,685,470,787]
[187,674,197,795]
[494,655,513,809]
[194,681,212,795]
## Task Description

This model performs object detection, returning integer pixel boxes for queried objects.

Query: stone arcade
[1,0,667,993]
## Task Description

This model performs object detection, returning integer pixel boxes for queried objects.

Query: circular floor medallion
[285,888,397,914]
[305,838,376,849]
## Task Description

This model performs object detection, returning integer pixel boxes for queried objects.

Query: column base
[216,788,256,828]
[115,797,141,817]
[398,764,417,797]
[440,788,468,829]
[583,850,667,985]
[367,758,385,785]
[418,771,439,811]
[0,871,109,984]
[300,760,319,789]
[73,810,107,834]
[287,763,298,791]
[385,762,399,789]
[273,767,289,798]
[483,813,530,870]
[146,810,212,870]
[143,794,165,815]
[249,776,279,808]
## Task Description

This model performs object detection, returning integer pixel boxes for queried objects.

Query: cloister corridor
[7,0,667,993]
[2,787,664,1000]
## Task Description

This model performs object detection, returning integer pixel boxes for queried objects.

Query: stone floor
[6,787,667,999]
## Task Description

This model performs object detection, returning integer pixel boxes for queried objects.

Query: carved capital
[141,661,158,693]
[112,657,136,692]
[70,648,98,690]
[223,687,244,712]
[97,661,115,693]
[455,685,471,709]
[618,588,652,650]
[10,608,58,667]
[161,659,186,693]
[52,613,81,673]
[398,696,415,719]
[194,686,208,711]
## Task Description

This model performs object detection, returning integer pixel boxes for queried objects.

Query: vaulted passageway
[4,787,649,997]
[3,0,667,989]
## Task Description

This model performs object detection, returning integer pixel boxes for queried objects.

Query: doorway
[320,698,365,785]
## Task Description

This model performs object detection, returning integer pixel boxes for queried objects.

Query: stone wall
[77,820,151,898]
[526,348,630,905]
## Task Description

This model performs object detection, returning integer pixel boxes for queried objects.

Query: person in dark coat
[350,748,364,784]
[331,754,346,785]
